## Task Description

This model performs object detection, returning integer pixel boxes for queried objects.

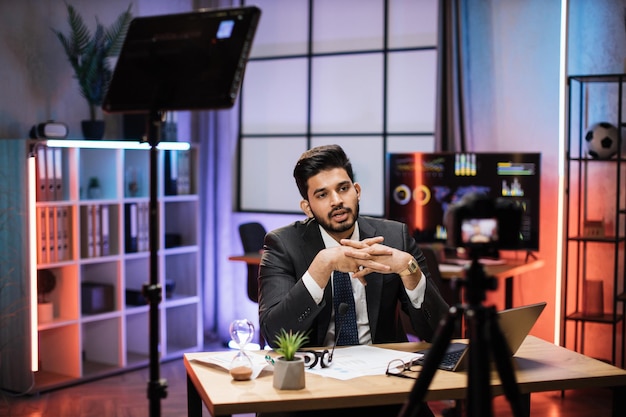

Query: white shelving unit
[31,141,202,391]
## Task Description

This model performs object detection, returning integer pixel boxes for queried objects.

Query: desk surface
[184,336,626,416]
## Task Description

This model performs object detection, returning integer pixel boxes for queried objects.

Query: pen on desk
[265,355,275,366]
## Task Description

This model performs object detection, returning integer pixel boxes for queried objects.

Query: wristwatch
[399,257,419,277]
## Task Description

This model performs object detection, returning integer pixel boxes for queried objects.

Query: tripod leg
[486,306,527,417]
[466,307,493,417]
[398,306,464,417]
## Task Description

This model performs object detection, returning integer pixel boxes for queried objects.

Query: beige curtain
[435,0,468,152]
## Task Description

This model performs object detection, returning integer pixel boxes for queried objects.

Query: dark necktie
[333,271,359,346]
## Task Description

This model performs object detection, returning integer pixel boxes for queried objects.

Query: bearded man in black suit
[258,144,449,417]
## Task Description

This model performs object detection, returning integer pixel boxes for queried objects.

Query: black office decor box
[164,233,182,248]
[125,288,147,306]
[81,282,115,314]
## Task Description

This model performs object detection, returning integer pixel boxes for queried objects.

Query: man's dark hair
[293,144,355,199]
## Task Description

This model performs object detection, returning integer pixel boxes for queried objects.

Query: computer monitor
[103,5,261,113]
[386,152,541,252]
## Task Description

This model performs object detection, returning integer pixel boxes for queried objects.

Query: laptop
[103,6,261,113]
[416,301,547,372]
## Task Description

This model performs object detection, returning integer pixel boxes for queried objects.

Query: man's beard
[311,203,360,235]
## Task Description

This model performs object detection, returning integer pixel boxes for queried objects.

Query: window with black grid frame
[238,0,439,216]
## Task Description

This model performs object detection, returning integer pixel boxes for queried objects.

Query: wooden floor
[0,358,615,417]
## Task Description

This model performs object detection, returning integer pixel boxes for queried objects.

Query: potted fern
[272,329,309,390]
[53,3,133,139]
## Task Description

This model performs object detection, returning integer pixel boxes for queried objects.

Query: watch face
[408,259,419,273]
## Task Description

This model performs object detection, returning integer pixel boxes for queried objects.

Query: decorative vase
[87,186,101,199]
[272,356,305,390]
[38,302,54,323]
[81,120,105,140]
[87,177,102,199]
[583,279,604,317]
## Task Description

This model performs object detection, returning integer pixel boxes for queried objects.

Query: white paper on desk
[194,351,271,380]
[305,345,422,381]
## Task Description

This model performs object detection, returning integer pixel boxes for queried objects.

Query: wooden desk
[184,336,626,417]
[228,252,262,264]
[228,252,261,265]
[228,253,545,309]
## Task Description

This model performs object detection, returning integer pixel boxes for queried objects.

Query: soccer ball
[584,122,619,159]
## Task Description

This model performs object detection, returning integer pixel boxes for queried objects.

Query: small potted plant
[87,176,101,199]
[53,3,133,139]
[272,329,309,390]
[37,269,57,323]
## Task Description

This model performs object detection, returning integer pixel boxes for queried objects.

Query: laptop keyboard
[416,342,467,371]
[438,349,465,370]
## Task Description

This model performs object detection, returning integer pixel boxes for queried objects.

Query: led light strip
[555,0,569,344]
[27,156,38,372]
[44,139,190,151]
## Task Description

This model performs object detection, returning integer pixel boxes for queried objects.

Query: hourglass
[229,318,255,380]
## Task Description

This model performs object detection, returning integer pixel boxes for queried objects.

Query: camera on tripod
[444,192,523,258]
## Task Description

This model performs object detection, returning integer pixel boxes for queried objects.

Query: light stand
[142,111,168,417]
[101,7,261,417]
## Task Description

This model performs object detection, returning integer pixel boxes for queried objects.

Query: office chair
[238,222,266,347]
[238,222,266,303]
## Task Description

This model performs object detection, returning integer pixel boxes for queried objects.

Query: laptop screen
[103,6,261,113]
[417,301,547,371]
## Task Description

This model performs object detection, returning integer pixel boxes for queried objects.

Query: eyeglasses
[298,349,333,369]
[385,357,421,380]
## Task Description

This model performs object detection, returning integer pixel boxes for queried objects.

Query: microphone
[300,303,349,369]
[328,302,349,362]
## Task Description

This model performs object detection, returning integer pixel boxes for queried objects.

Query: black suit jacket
[258,216,449,347]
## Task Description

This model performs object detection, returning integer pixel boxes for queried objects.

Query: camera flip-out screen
[461,218,498,245]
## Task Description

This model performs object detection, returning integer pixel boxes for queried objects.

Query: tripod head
[457,249,498,307]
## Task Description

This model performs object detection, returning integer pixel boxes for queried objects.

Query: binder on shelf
[37,207,47,263]
[45,147,56,201]
[136,202,144,252]
[101,205,110,256]
[53,148,63,201]
[125,203,139,253]
[58,205,70,261]
[36,146,48,201]
[86,204,94,258]
[47,206,56,262]
[164,150,178,196]
[92,204,101,258]
[137,201,149,252]
[177,150,190,195]
[54,206,63,262]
